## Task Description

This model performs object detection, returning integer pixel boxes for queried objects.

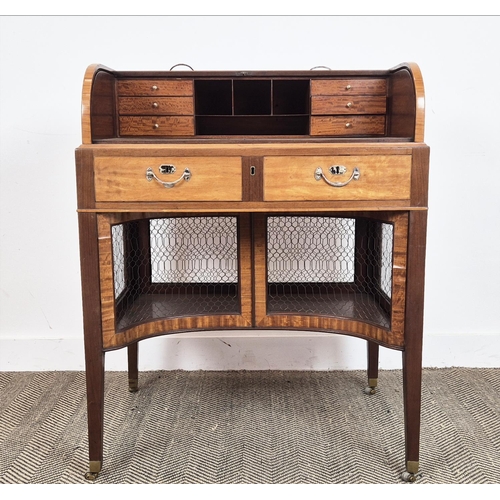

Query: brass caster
[84,471,99,481]
[401,471,416,482]
[364,386,376,395]
[128,378,139,392]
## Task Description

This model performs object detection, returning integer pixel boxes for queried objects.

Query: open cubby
[194,78,310,135]
[234,80,271,115]
[273,79,310,115]
[111,216,241,332]
[266,216,394,329]
[194,80,233,115]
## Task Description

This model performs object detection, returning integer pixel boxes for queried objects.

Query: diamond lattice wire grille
[111,216,240,331]
[266,216,394,329]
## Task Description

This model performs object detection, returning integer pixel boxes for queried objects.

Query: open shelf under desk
[113,287,391,333]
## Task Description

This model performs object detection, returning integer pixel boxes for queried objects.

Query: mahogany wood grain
[118,97,194,116]
[402,209,427,469]
[410,145,430,207]
[311,79,387,96]
[311,116,386,136]
[75,148,96,210]
[242,156,264,202]
[367,341,379,382]
[81,64,115,144]
[311,95,387,115]
[117,79,193,96]
[389,63,426,143]
[119,116,195,136]
[78,212,104,469]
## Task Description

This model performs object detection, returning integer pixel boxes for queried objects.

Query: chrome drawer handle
[146,167,191,188]
[314,166,360,187]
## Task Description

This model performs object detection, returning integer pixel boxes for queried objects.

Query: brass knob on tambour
[152,102,159,108]
[345,84,352,90]
[151,85,158,91]
[153,123,159,129]
[345,122,352,128]
[346,102,352,108]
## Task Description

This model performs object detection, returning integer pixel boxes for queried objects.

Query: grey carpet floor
[0,368,499,484]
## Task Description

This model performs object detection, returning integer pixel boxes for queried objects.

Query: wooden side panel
[390,212,409,344]
[388,63,426,142]
[410,145,430,207]
[81,64,115,144]
[75,148,96,209]
[90,70,116,141]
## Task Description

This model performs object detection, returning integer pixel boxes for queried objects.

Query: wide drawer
[311,116,385,136]
[311,95,386,115]
[263,155,412,202]
[94,156,242,202]
[311,79,387,96]
[117,79,193,96]
[118,96,194,115]
[119,116,195,136]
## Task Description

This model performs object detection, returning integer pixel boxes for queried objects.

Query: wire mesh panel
[266,216,394,329]
[111,216,240,331]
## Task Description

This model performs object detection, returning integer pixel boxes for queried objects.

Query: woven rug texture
[0,368,499,484]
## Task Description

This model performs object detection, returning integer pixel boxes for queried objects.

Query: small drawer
[119,116,195,136]
[117,79,193,96]
[94,157,242,202]
[311,96,386,115]
[311,116,385,136]
[311,79,387,96]
[118,97,194,115]
[263,155,411,202]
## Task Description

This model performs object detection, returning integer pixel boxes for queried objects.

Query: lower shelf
[114,288,390,333]
[267,289,391,329]
[116,288,240,332]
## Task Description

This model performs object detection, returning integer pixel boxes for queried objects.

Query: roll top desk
[76,62,429,482]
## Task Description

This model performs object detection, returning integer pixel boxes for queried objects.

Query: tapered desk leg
[79,213,105,480]
[128,342,139,392]
[365,341,379,395]
[401,210,427,482]
[84,349,105,480]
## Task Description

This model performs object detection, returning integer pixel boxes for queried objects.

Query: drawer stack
[310,79,387,136]
[117,79,195,136]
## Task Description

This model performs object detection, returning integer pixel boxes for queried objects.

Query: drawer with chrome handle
[263,155,412,202]
[93,156,242,202]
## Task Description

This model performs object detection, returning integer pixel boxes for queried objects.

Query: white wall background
[0,15,499,372]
